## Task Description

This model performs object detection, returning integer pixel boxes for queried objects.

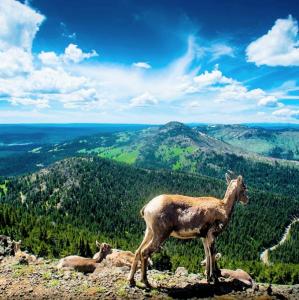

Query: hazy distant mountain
[199,124,299,161]
[1,122,299,179]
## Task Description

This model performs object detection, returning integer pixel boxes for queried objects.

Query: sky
[1,0,299,124]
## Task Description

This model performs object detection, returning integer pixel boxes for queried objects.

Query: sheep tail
[140,205,146,218]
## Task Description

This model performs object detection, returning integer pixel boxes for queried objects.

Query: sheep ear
[225,173,231,185]
[237,175,243,184]
[96,240,101,248]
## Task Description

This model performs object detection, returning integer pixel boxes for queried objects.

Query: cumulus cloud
[186,67,234,93]
[246,16,299,66]
[63,44,98,63]
[132,62,152,69]
[0,0,44,77]
[0,0,45,51]
[27,67,88,93]
[38,44,98,66]
[273,108,299,119]
[38,51,60,66]
[129,92,158,107]
[0,47,33,76]
[257,95,281,107]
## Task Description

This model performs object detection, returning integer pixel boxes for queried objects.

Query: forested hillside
[1,156,299,284]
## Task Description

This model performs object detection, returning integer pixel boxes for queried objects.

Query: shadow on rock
[155,281,252,299]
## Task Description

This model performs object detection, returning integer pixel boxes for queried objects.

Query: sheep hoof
[128,278,136,287]
[141,279,151,288]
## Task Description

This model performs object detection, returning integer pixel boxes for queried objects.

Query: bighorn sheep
[57,243,112,273]
[200,253,254,287]
[220,268,254,287]
[128,172,248,287]
[13,240,38,264]
[93,241,145,268]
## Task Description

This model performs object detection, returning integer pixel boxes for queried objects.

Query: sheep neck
[222,181,238,219]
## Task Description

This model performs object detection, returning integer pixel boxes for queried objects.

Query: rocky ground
[0,256,298,299]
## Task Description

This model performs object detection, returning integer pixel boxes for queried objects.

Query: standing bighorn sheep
[128,172,248,287]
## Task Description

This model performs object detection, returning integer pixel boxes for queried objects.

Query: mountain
[200,124,299,161]
[1,156,299,283]
[2,122,299,200]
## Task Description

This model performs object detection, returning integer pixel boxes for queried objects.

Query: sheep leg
[140,234,166,287]
[202,238,212,283]
[140,255,149,285]
[128,228,152,286]
[209,241,219,284]
[206,231,219,284]
[210,242,220,279]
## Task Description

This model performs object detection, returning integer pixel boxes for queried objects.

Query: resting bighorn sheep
[13,240,38,264]
[57,243,112,273]
[220,268,254,287]
[93,241,144,268]
[128,172,248,287]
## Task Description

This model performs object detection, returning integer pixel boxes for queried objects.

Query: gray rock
[175,266,188,276]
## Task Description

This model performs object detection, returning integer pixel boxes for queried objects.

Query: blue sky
[1,0,299,123]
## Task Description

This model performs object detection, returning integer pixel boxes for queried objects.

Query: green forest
[1,156,299,284]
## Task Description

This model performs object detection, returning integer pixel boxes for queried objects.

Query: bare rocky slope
[1,255,298,300]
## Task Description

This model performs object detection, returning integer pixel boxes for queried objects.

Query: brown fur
[13,240,38,264]
[128,173,248,286]
[57,242,112,273]
[105,251,136,268]
[57,256,101,273]
[94,242,142,268]
[220,268,254,286]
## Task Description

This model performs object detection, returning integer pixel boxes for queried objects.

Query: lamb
[13,240,38,264]
[201,252,255,287]
[57,242,112,273]
[220,268,255,287]
[93,241,144,268]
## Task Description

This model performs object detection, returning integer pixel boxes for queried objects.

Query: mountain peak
[160,121,189,131]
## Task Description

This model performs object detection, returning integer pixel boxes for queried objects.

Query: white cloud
[246,16,299,66]
[53,88,104,110]
[129,92,158,107]
[273,108,299,119]
[133,62,152,69]
[210,44,234,61]
[258,95,281,107]
[0,0,45,51]
[10,96,49,108]
[27,67,88,93]
[38,51,60,66]
[63,43,98,63]
[0,0,44,77]
[38,44,98,66]
[0,47,33,76]
[187,67,234,93]
[0,0,292,124]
